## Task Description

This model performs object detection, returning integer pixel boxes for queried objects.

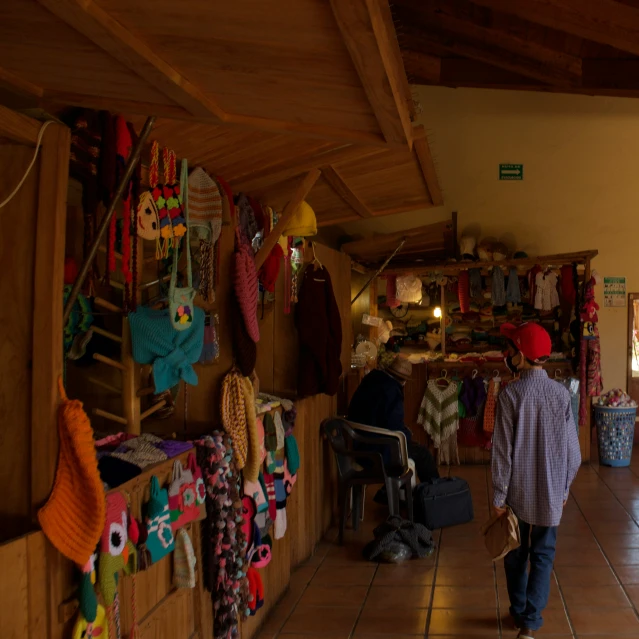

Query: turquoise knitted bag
[169,159,196,331]
[145,475,175,564]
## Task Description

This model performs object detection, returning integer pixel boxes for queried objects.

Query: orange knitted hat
[38,378,106,566]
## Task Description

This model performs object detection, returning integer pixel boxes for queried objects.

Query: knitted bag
[72,604,109,639]
[186,453,207,520]
[168,158,196,331]
[136,190,160,241]
[38,379,106,567]
[173,528,197,589]
[188,167,222,243]
[167,459,198,532]
[233,233,260,343]
[145,475,175,564]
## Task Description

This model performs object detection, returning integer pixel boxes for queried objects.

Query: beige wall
[337,86,639,391]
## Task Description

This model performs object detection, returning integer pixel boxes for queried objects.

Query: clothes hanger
[493,369,501,384]
[309,241,325,281]
[471,368,479,380]
[436,369,450,388]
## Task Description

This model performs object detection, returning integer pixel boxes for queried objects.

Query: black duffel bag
[414,477,474,530]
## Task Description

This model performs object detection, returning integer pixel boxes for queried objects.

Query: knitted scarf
[417,380,459,448]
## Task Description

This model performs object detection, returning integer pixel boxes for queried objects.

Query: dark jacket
[348,370,412,442]
[296,265,342,398]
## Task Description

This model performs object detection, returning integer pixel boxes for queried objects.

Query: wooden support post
[94,296,123,313]
[91,325,123,343]
[93,408,128,425]
[31,122,70,513]
[140,400,167,421]
[254,169,320,270]
[121,318,141,434]
[93,353,126,371]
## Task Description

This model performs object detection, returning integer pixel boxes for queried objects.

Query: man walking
[492,323,581,639]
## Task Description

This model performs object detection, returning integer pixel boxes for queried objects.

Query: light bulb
[434,307,442,318]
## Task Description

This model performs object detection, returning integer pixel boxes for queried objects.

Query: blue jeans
[504,520,558,631]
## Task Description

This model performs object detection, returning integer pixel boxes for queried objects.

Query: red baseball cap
[500,322,552,362]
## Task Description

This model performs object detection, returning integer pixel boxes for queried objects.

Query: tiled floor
[257,447,639,638]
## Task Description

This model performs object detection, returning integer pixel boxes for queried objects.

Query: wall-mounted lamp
[434,306,442,318]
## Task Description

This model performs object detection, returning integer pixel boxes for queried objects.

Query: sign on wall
[604,276,626,307]
[499,164,523,180]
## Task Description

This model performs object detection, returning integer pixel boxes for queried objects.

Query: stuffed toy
[72,603,109,639]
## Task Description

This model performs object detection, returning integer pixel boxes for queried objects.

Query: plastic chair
[322,417,414,544]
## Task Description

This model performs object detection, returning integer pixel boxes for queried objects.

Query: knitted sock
[274,508,287,540]
[262,472,277,521]
[263,413,277,451]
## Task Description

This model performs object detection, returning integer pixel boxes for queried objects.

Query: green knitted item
[284,435,300,475]
[263,413,277,451]
[78,571,97,623]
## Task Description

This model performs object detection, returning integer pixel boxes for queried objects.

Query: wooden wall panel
[0,144,38,542]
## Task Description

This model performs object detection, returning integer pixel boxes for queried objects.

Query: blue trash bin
[594,405,636,467]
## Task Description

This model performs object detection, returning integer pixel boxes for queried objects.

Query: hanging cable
[0,120,55,209]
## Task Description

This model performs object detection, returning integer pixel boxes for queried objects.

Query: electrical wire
[0,120,55,209]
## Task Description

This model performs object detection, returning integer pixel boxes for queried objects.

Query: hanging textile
[491,267,506,306]
[417,380,459,465]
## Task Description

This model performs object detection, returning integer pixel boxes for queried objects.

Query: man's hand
[493,505,507,517]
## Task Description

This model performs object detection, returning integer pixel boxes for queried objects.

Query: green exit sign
[500,164,523,180]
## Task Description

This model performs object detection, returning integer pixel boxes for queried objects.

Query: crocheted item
[535,271,560,311]
[247,567,264,615]
[188,167,222,242]
[587,337,603,397]
[38,379,106,567]
[173,528,197,589]
[237,193,259,244]
[129,305,205,393]
[483,380,499,434]
[244,478,268,513]
[72,604,109,639]
[145,475,175,564]
[196,433,250,637]
[163,147,186,240]
[263,413,277,452]
[417,380,459,448]
[234,238,260,343]
[259,243,284,293]
[136,190,160,241]
[231,293,257,376]
[491,267,506,306]
[198,239,216,303]
[274,410,285,451]
[284,435,300,475]
[363,516,435,562]
[167,459,198,532]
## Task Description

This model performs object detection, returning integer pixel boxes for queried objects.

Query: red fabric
[500,322,552,361]
[259,243,284,293]
[560,264,575,305]
[385,276,400,309]
[458,417,485,448]
[458,270,470,313]
[233,241,260,342]
[295,265,343,398]
[64,257,78,285]
[248,197,265,232]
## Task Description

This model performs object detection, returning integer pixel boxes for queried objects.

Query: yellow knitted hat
[282,201,316,237]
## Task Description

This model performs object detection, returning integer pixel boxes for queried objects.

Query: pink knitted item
[234,242,260,343]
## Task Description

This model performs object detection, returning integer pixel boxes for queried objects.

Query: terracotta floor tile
[281,605,361,636]
[298,584,369,607]
[617,565,639,585]
[355,606,428,635]
[528,607,572,634]
[365,585,432,609]
[429,609,499,635]
[290,565,319,588]
[554,565,619,586]
[607,547,639,566]
[590,520,639,534]
[323,542,368,565]
[554,548,608,566]
[598,533,639,550]
[312,564,376,587]
[373,563,435,586]
[436,565,495,587]
[568,606,639,635]
[560,584,631,608]
[433,586,497,609]
[626,585,639,607]
[497,585,564,610]
[437,548,494,567]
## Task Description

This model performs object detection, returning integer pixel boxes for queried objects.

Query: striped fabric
[417,380,459,448]
[188,167,222,242]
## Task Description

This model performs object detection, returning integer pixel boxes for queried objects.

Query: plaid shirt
[492,369,581,527]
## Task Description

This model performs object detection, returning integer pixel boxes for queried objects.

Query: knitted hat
[284,435,300,475]
[282,201,316,237]
[233,241,260,343]
[188,167,223,242]
[237,193,258,243]
[263,413,277,452]
[385,357,413,382]
[259,243,284,293]
[247,566,264,615]
[231,293,257,376]
[38,379,106,567]
[101,492,128,554]
[173,528,197,589]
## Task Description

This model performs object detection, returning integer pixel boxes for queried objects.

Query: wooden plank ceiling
[394,0,639,98]
[0,0,446,226]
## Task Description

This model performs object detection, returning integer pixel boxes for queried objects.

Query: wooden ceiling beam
[254,169,321,270]
[402,27,576,87]
[402,51,442,84]
[0,103,42,145]
[330,0,414,147]
[396,2,581,85]
[471,0,639,58]
[320,165,374,218]
[0,66,43,100]
[412,125,443,206]
[341,221,450,255]
[36,0,226,121]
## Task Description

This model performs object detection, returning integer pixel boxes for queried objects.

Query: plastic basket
[594,405,636,467]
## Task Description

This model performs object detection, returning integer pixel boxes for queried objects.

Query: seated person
[347,356,439,494]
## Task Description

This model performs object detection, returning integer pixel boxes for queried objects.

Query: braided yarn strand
[221,369,249,469]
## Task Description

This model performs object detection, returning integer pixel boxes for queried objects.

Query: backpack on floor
[414,477,474,530]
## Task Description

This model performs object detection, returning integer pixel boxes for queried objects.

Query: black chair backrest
[322,418,359,478]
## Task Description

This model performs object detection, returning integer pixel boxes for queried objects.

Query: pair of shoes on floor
[511,615,534,638]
